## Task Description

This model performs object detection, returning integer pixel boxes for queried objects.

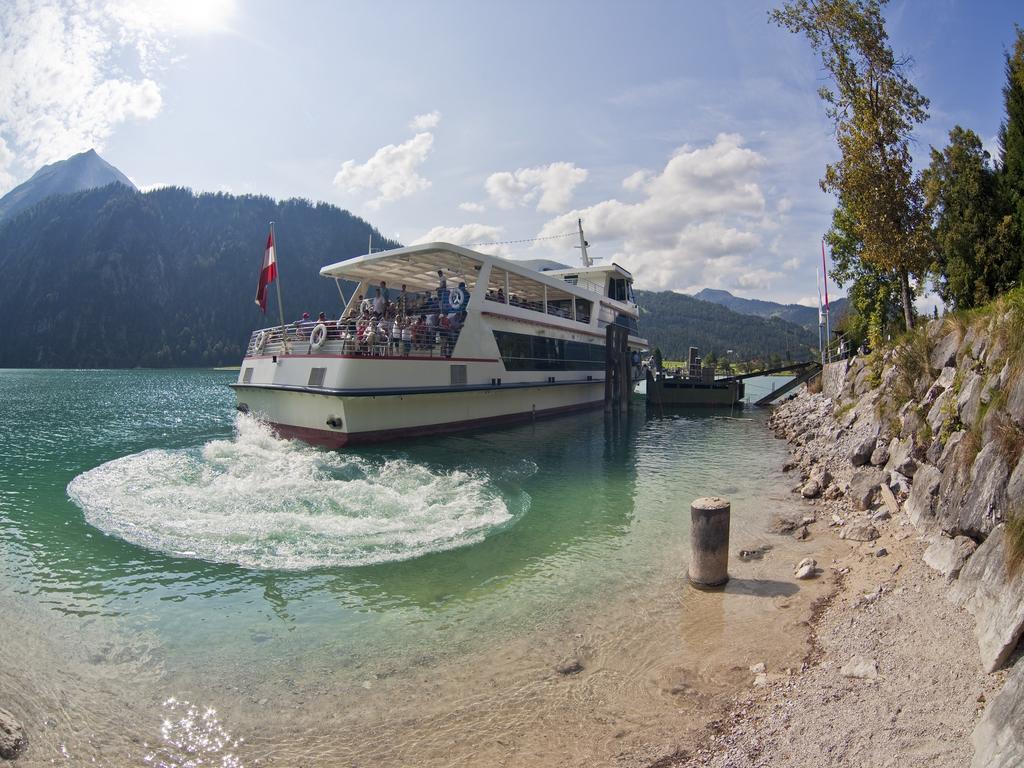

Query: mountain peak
[0,149,136,224]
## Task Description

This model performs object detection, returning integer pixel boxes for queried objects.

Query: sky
[0,0,1021,307]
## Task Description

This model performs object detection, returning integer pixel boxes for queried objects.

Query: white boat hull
[234,379,605,448]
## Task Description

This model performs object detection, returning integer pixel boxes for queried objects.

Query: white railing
[244,324,463,359]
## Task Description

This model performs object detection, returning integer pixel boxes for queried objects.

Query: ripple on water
[67,415,520,570]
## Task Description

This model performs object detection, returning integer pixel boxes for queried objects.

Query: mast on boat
[576,218,591,268]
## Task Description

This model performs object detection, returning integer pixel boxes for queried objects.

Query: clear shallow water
[0,369,813,767]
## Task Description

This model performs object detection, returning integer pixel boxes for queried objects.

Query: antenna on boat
[576,218,591,267]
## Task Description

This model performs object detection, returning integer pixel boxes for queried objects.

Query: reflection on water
[0,369,822,767]
[144,698,244,768]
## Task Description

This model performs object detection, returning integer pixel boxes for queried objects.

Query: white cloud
[410,111,441,131]
[333,115,440,209]
[412,223,510,257]
[0,0,235,194]
[459,201,486,213]
[622,169,650,192]
[536,133,777,293]
[485,161,588,213]
[782,257,800,271]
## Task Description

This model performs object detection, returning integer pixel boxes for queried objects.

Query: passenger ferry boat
[232,229,647,447]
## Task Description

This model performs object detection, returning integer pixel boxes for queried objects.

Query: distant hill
[0,184,397,367]
[0,149,136,224]
[693,287,847,332]
[636,290,818,363]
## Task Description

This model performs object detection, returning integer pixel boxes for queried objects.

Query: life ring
[449,287,466,309]
[254,330,268,353]
[310,323,328,351]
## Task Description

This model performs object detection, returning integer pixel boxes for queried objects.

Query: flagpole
[271,221,288,351]
[817,265,825,366]
[821,240,831,363]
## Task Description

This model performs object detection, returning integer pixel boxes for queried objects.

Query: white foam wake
[67,415,517,569]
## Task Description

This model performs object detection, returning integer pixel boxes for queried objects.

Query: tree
[922,126,1017,309]
[998,26,1024,289]
[772,0,930,331]
[1000,27,1024,204]
[826,200,904,348]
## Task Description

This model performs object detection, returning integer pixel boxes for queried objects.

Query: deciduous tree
[771,0,930,331]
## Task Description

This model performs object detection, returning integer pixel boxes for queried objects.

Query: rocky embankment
[761,313,1023,767]
[666,310,1024,768]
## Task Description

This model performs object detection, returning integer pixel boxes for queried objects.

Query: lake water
[0,369,828,767]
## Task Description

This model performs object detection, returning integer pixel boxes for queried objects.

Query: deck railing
[244,324,464,359]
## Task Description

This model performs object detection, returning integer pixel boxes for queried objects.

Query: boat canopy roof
[320,243,488,292]
[320,242,632,302]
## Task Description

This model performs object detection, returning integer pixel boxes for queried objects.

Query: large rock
[848,469,883,511]
[923,535,978,580]
[937,442,1010,539]
[958,444,1011,538]
[849,435,876,467]
[884,436,917,477]
[905,463,942,532]
[1008,370,1024,429]
[973,655,1024,768]
[927,386,956,435]
[923,365,956,407]
[948,525,1024,673]
[930,327,960,370]
[840,522,880,542]
[957,371,985,430]
[0,707,26,760]
[869,441,890,466]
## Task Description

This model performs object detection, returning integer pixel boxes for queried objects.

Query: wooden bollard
[688,496,730,588]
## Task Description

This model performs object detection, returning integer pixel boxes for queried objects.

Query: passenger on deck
[497,288,505,303]
[410,315,424,349]
[391,316,402,353]
[373,287,385,315]
[438,314,452,356]
[401,319,413,356]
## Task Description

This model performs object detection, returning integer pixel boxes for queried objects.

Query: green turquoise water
[0,369,805,767]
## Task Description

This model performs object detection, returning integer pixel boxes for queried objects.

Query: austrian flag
[254,230,278,312]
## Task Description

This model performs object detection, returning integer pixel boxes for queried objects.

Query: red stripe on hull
[267,399,604,449]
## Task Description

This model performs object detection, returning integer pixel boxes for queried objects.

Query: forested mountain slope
[0,184,396,367]
[636,289,818,362]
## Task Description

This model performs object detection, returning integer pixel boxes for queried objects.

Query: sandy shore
[653,392,1008,768]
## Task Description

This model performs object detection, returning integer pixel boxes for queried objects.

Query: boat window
[485,268,511,304]
[483,269,593,325]
[307,367,326,387]
[242,367,253,384]
[492,331,605,371]
[450,365,467,385]
[608,278,628,302]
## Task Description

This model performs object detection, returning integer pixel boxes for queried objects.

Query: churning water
[69,414,523,569]
[0,369,823,767]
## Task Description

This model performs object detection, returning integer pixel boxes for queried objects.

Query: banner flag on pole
[255,230,278,312]
[817,266,825,327]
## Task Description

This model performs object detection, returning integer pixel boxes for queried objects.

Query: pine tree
[998,26,1024,288]
[923,126,1016,308]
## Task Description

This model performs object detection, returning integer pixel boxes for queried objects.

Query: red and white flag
[254,229,277,312]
